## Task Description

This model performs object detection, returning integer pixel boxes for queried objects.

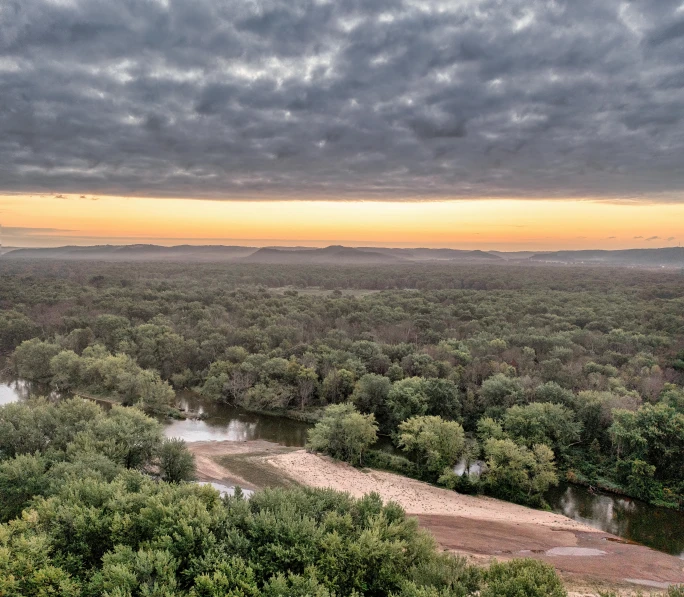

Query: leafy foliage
[307,403,378,466]
[0,460,569,596]
[397,416,465,477]
[2,260,684,505]
[0,399,195,522]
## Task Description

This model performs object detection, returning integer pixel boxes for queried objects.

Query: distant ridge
[242,245,402,264]
[1,244,502,264]
[530,247,684,267]
[2,244,683,268]
[357,247,502,261]
[2,244,256,262]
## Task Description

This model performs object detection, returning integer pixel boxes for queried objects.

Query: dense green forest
[2,260,683,508]
[1,398,575,596]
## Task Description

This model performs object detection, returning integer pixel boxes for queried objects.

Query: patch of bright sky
[1,194,683,251]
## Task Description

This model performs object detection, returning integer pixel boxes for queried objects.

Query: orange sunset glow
[2,194,683,250]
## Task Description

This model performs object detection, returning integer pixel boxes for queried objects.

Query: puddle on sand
[545,547,607,556]
[624,579,673,589]
[196,481,254,499]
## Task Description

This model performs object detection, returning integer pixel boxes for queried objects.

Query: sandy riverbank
[189,440,684,594]
[268,450,594,530]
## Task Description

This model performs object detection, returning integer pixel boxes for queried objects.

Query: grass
[214,450,300,489]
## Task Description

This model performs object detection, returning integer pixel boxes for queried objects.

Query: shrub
[481,559,566,597]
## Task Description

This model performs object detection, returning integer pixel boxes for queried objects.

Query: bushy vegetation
[0,398,576,597]
[0,474,570,597]
[2,260,684,507]
[0,398,196,523]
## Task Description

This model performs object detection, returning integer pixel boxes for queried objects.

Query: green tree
[158,438,196,483]
[0,310,38,352]
[307,403,378,465]
[610,403,684,483]
[480,374,526,412]
[321,369,355,404]
[423,378,462,421]
[0,453,48,522]
[291,364,318,410]
[397,416,465,478]
[626,459,659,501]
[387,377,429,429]
[13,338,61,381]
[502,402,582,458]
[482,439,558,505]
[480,559,566,597]
[533,382,574,406]
[351,373,391,418]
[87,405,163,469]
[476,417,505,443]
[134,369,175,414]
[50,349,83,391]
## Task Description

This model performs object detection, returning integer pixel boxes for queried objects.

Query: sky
[1,0,684,249]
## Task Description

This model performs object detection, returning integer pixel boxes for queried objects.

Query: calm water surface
[546,484,684,558]
[1,374,682,558]
[166,392,310,446]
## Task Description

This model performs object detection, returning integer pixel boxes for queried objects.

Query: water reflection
[0,376,58,405]
[165,392,310,446]
[546,484,684,558]
[196,481,254,499]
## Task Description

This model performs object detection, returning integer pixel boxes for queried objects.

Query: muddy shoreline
[188,440,684,595]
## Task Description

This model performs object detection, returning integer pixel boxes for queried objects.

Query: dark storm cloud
[1,0,684,200]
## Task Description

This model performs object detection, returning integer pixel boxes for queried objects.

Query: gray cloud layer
[1,0,684,200]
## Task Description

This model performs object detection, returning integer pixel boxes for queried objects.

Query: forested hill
[530,247,684,267]
[0,244,257,261]
[2,244,683,267]
[242,245,403,264]
[0,243,502,263]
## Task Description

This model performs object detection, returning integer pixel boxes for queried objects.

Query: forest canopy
[2,260,684,508]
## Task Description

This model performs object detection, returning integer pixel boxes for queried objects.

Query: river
[1,377,682,558]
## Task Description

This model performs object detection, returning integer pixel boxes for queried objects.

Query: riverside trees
[0,398,196,523]
[0,398,578,597]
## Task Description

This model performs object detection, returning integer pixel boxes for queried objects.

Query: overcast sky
[1,0,684,201]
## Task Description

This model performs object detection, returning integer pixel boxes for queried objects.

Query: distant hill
[241,245,403,264]
[489,251,547,260]
[5,244,682,268]
[530,247,684,267]
[358,247,503,261]
[2,244,256,262]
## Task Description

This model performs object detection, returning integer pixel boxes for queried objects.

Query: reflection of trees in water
[557,488,636,537]
[551,485,684,557]
[0,377,60,405]
[165,393,309,446]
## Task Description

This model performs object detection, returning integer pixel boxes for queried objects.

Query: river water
[1,377,682,558]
